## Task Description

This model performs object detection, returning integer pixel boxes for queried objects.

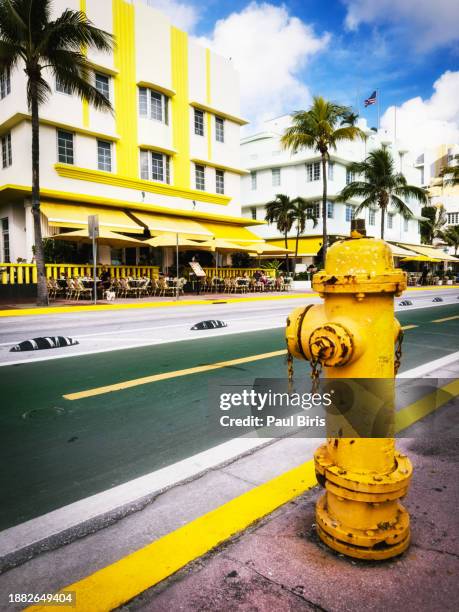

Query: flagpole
[377,88,380,131]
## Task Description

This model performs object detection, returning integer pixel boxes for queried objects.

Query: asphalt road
[1,287,458,365]
[1,297,459,532]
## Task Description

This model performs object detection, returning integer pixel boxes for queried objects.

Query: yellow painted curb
[27,379,458,612]
[0,293,317,318]
[27,461,318,612]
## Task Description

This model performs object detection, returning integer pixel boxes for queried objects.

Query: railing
[202,267,276,279]
[0,263,160,285]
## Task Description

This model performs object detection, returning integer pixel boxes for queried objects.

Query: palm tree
[291,198,317,271]
[281,97,365,263]
[440,154,459,186]
[439,225,459,256]
[265,194,297,273]
[0,0,113,305]
[420,204,447,244]
[337,148,428,239]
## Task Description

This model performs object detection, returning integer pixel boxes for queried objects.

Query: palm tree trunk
[30,80,48,306]
[321,155,328,264]
[284,231,289,274]
[380,206,385,239]
[294,226,300,275]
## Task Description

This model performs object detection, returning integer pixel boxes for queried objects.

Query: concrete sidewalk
[122,412,459,612]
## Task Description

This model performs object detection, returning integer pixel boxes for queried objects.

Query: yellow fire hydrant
[286,235,413,560]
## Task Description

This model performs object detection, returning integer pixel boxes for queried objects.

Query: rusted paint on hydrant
[286,235,413,560]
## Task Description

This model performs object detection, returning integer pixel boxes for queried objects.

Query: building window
[272,167,280,186]
[195,164,205,190]
[403,217,409,232]
[194,109,204,136]
[328,162,334,181]
[251,170,257,190]
[55,75,71,95]
[327,201,334,219]
[95,73,110,100]
[57,130,74,164]
[138,87,168,124]
[420,166,425,185]
[306,162,320,182]
[97,140,112,172]
[345,204,354,222]
[140,150,170,183]
[1,217,9,262]
[215,116,224,142]
[1,132,12,168]
[0,69,10,99]
[312,202,321,218]
[447,212,459,225]
[216,169,224,194]
[251,207,257,220]
[346,169,355,185]
[369,209,376,226]
[387,214,393,229]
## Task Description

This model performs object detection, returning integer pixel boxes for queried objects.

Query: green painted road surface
[1,304,459,531]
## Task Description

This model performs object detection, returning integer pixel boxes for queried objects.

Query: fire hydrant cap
[313,237,407,295]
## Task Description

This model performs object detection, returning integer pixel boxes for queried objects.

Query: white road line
[399,351,459,378]
[0,322,286,367]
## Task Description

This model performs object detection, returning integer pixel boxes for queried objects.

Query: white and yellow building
[0,0,261,268]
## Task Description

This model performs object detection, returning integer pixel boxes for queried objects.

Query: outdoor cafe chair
[157,277,175,297]
[119,277,138,298]
[73,278,92,301]
[65,278,76,300]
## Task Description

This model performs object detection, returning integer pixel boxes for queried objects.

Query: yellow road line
[29,378,458,612]
[431,315,459,323]
[395,379,459,432]
[64,350,288,401]
[401,324,418,330]
[0,293,317,318]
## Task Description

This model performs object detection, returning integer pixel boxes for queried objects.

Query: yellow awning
[397,243,458,262]
[388,243,419,257]
[51,228,145,247]
[130,211,212,239]
[41,202,144,234]
[200,222,263,243]
[267,237,323,256]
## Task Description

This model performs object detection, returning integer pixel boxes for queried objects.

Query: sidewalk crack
[413,544,459,559]
[226,555,330,611]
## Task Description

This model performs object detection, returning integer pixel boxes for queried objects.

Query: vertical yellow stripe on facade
[206,48,212,161]
[80,0,90,128]
[171,27,190,188]
[113,0,138,177]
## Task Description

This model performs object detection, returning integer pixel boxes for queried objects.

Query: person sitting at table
[253,270,262,282]
[276,274,285,290]
[99,266,111,290]
[260,272,269,285]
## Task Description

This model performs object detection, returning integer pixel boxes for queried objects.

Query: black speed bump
[191,320,228,330]
[398,300,413,306]
[432,297,443,302]
[10,336,79,352]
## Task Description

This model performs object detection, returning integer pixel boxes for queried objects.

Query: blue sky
[148,0,459,149]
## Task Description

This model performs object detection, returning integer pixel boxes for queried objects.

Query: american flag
[364,91,377,107]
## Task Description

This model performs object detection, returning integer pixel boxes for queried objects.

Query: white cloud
[380,71,459,152]
[194,2,329,131]
[142,0,199,32]
[342,0,459,51]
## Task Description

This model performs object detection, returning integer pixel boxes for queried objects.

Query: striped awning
[397,243,458,262]
[41,202,144,234]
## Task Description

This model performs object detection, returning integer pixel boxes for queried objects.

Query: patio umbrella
[51,228,145,248]
[400,255,441,262]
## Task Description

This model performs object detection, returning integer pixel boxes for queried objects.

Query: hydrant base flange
[316,523,410,561]
[316,494,410,554]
